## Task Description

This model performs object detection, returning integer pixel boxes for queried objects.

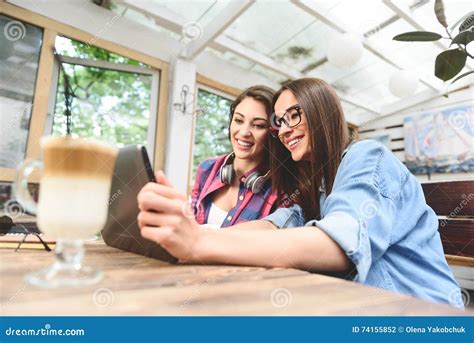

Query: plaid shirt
[191,155,278,227]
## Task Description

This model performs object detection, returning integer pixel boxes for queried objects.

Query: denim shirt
[263,140,463,308]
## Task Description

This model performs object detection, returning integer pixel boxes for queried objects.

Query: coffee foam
[37,176,113,239]
[41,135,118,179]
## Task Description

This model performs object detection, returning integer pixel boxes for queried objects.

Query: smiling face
[230,97,269,162]
[274,90,312,161]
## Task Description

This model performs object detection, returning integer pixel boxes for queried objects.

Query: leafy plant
[276,46,313,62]
[53,38,151,147]
[286,46,313,60]
[393,0,473,84]
[192,89,233,177]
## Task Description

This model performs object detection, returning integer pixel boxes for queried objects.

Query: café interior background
[0,0,472,201]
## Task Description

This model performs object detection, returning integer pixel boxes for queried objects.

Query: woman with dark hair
[190,85,278,228]
[137,78,462,308]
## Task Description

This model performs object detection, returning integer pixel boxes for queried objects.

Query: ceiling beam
[379,88,440,119]
[185,1,254,60]
[214,36,379,113]
[118,0,185,33]
[214,36,302,79]
[120,0,254,60]
[292,0,441,91]
[383,0,474,70]
[116,0,378,114]
[339,95,380,114]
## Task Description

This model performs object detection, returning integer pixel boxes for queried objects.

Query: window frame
[0,13,45,176]
[44,54,160,163]
[187,77,239,192]
[0,2,169,182]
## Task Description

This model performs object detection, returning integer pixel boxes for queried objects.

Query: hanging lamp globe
[327,34,363,68]
[389,70,419,98]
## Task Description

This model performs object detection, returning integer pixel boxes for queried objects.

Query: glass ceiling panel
[333,58,399,95]
[359,82,404,105]
[391,0,415,8]
[410,1,449,35]
[307,48,380,85]
[249,64,288,84]
[340,101,359,115]
[342,86,388,108]
[367,18,418,54]
[379,83,428,108]
[198,1,231,27]
[104,0,466,119]
[407,0,473,35]
[410,58,445,89]
[205,47,255,70]
[389,40,442,66]
[389,44,445,88]
[223,1,315,55]
[441,0,474,25]
[327,0,395,34]
[148,0,216,24]
[365,14,446,89]
[307,0,344,13]
[270,20,340,72]
[110,2,181,40]
[358,80,428,109]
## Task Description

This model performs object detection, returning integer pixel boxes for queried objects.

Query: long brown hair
[228,85,275,164]
[269,78,349,220]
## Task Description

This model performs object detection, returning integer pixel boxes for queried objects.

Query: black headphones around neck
[220,153,270,194]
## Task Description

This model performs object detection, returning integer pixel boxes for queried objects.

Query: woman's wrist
[187,225,214,263]
[187,220,277,263]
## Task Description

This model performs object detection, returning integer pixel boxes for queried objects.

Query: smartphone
[140,145,156,183]
[102,145,177,264]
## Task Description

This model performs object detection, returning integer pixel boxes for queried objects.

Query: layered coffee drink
[37,135,118,239]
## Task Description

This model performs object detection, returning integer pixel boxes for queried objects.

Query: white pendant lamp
[327,34,363,68]
[389,70,419,98]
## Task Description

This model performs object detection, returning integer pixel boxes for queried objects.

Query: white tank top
[205,202,228,228]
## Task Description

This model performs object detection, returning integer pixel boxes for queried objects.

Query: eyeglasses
[0,215,51,252]
[269,105,303,138]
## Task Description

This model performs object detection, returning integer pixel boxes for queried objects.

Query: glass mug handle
[14,159,43,215]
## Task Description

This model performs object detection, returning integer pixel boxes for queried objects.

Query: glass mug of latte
[15,135,117,288]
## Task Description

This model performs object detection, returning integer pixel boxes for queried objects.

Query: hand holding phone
[102,145,178,263]
[154,170,173,187]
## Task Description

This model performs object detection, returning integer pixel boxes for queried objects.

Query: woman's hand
[137,174,350,273]
[137,171,205,262]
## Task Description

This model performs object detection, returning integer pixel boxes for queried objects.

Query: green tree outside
[54,37,235,179]
[192,89,233,177]
[53,37,151,148]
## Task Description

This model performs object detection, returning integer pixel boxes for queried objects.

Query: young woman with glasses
[137,78,462,308]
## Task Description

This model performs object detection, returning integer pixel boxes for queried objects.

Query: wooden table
[0,241,467,316]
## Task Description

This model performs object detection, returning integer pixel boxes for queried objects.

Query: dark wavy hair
[228,85,275,164]
[269,78,349,220]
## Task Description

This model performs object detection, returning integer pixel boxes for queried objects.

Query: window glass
[51,37,158,150]
[192,88,233,176]
[0,15,42,168]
